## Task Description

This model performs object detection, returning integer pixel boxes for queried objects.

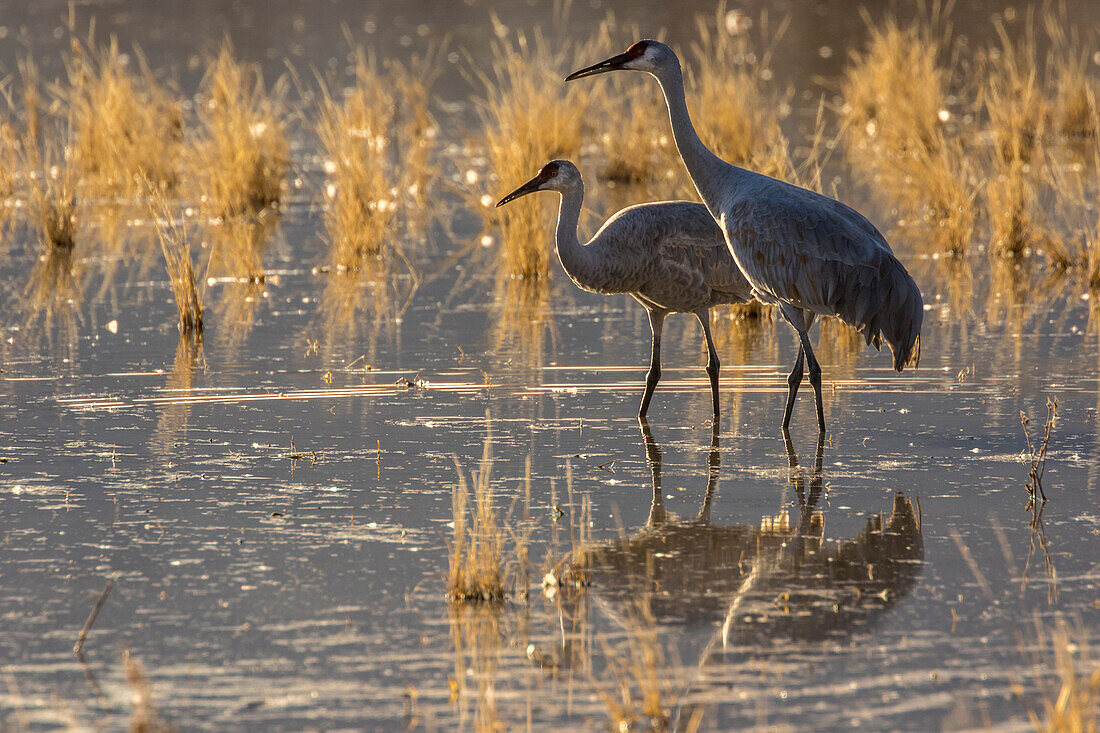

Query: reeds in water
[468,16,594,279]
[193,43,289,223]
[63,34,184,198]
[26,135,80,253]
[841,12,974,256]
[982,20,1045,258]
[688,6,791,179]
[147,189,203,334]
[316,52,397,270]
[448,419,505,603]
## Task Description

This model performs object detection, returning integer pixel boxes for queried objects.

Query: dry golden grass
[1038,7,1098,141]
[0,115,18,202]
[19,56,42,149]
[841,12,974,256]
[448,422,505,603]
[597,80,676,186]
[147,189,203,333]
[1030,623,1100,733]
[123,650,176,733]
[62,35,184,198]
[315,51,397,269]
[688,5,791,178]
[449,604,504,733]
[595,596,678,732]
[26,136,80,252]
[468,15,597,279]
[984,20,1047,166]
[987,157,1039,259]
[193,42,289,223]
[389,44,444,209]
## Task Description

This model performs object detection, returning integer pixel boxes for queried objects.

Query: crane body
[497,160,754,418]
[567,41,923,433]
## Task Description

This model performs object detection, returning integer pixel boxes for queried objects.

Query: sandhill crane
[496,160,754,418]
[567,41,924,434]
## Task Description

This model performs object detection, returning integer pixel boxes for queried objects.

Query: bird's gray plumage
[497,160,753,417]
[567,40,924,432]
[722,177,922,371]
[578,199,753,311]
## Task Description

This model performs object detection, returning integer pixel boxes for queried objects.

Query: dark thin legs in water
[797,330,826,433]
[695,308,721,419]
[782,345,805,432]
[779,307,826,434]
[639,309,666,418]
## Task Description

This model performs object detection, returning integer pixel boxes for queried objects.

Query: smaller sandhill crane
[497,160,755,419]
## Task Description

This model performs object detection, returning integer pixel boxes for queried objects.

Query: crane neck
[652,63,735,215]
[553,183,592,283]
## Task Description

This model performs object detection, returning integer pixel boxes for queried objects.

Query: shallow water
[3,1,1100,731]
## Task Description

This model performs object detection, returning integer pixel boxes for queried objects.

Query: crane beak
[565,51,632,81]
[496,173,543,207]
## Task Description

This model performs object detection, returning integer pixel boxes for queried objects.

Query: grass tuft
[315,50,398,269]
[841,12,973,256]
[688,5,791,179]
[147,188,203,333]
[193,42,289,223]
[448,417,505,603]
[1030,622,1100,733]
[26,135,80,252]
[467,15,595,279]
[63,33,184,198]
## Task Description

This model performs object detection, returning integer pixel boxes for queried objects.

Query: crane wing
[725,184,922,370]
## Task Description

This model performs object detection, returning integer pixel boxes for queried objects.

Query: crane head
[496,160,580,207]
[565,39,673,81]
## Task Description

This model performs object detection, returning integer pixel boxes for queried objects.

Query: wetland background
[2,0,1100,730]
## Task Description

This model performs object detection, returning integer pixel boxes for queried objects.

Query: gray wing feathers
[729,185,923,371]
[589,201,753,308]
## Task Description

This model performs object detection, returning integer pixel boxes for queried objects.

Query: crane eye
[548,169,557,178]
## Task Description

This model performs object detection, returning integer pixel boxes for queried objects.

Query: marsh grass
[688,5,791,179]
[841,12,974,256]
[315,50,397,269]
[389,45,444,212]
[467,15,599,279]
[193,42,289,224]
[448,418,505,603]
[1044,12,1097,140]
[25,133,80,253]
[981,20,1048,259]
[595,595,678,732]
[146,188,203,333]
[1029,622,1100,733]
[0,114,18,203]
[61,33,184,198]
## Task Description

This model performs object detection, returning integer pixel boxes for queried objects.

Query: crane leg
[695,308,721,419]
[795,329,826,433]
[639,310,666,418]
[781,345,805,432]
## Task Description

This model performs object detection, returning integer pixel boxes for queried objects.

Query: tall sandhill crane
[568,41,924,434]
[497,160,754,418]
